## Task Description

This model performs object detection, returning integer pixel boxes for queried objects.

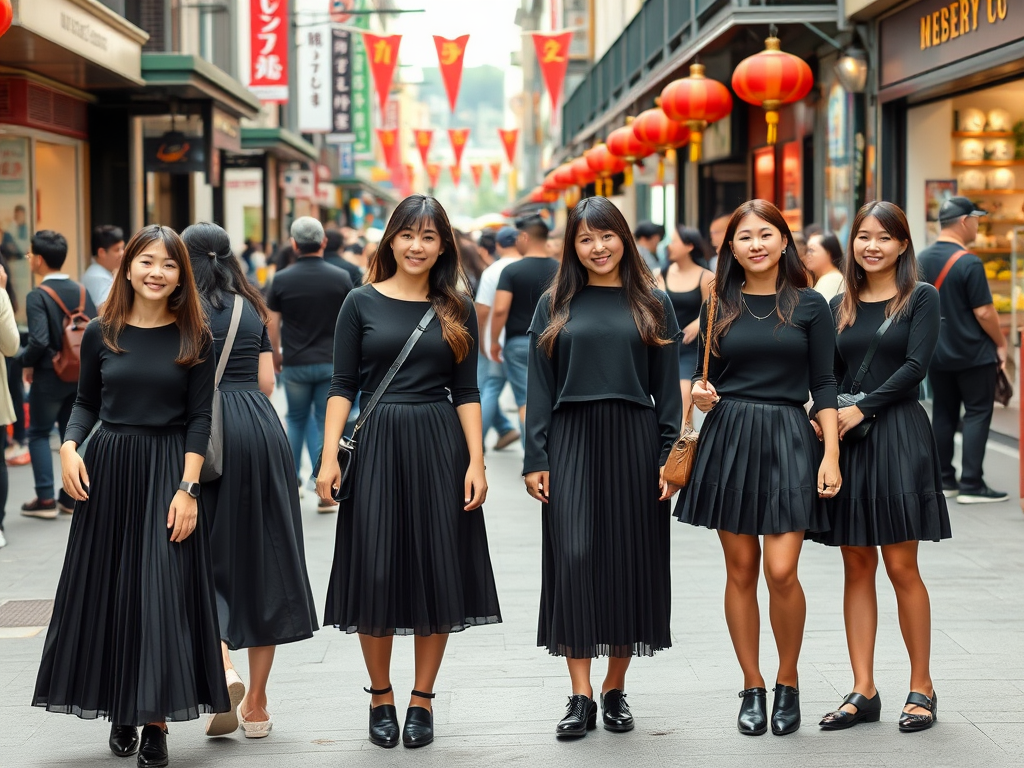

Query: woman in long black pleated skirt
[184,223,318,740]
[525,197,682,738]
[33,225,229,767]
[676,200,841,737]
[812,202,950,734]
[317,195,500,750]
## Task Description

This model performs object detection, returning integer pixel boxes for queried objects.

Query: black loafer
[600,689,634,732]
[109,724,139,757]
[365,686,399,748]
[737,687,768,735]
[820,691,881,730]
[136,724,168,768]
[556,694,597,738]
[771,685,801,736]
[402,689,435,748]
[899,690,937,733]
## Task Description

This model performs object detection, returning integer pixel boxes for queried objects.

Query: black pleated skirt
[325,401,501,636]
[539,400,671,658]
[676,398,829,536]
[33,426,230,725]
[810,399,952,547]
[204,388,319,649]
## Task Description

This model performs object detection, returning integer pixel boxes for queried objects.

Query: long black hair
[674,225,713,268]
[367,195,473,362]
[181,222,269,323]
[538,196,670,356]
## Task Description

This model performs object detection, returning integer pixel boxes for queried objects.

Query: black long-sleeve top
[695,289,838,411]
[64,321,215,456]
[524,286,683,474]
[830,284,939,419]
[329,284,480,408]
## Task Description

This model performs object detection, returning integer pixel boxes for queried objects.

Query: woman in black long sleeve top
[677,200,840,737]
[316,195,500,750]
[814,202,950,734]
[525,197,682,739]
[32,226,229,767]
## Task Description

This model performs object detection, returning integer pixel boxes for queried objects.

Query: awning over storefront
[1,0,148,89]
[241,127,318,164]
[141,54,262,120]
[334,177,400,206]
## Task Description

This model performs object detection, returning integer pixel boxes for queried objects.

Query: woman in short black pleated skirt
[317,196,500,750]
[33,225,229,766]
[813,202,949,734]
[525,197,682,738]
[676,200,841,737]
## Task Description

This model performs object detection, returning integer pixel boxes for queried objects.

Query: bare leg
[410,634,449,712]
[881,541,934,715]
[359,634,396,708]
[717,531,765,689]
[240,646,276,721]
[762,532,806,688]
[603,657,631,694]
[566,658,594,698]
[839,546,879,713]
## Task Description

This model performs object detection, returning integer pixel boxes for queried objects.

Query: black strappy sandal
[819,691,882,730]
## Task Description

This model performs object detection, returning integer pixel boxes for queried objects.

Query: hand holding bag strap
[350,305,435,441]
[683,280,718,429]
[216,295,245,388]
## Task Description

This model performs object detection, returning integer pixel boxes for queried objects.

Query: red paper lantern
[571,156,597,188]
[553,163,577,188]
[731,35,813,144]
[631,107,690,182]
[0,0,11,39]
[543,168,567,191]
[660,63,733,162]
[584,144,627,196]
[606,121,655,186]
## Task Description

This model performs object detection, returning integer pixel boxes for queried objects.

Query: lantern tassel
[765,108,780,145]
[624,165,633,186]
[690,131,703,163]
[657,156,665,184]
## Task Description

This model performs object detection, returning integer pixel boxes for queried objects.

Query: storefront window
[753,147,775,203]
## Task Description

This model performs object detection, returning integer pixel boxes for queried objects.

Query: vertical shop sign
[339,142,355,177]
[327,28,355,142]
[563,0,593,61]
[248,0,289,102]
[298,21,332,133]
[351,0,373,158]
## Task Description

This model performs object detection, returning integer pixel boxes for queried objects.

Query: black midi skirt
[324,401,501,636]
[205,387,319,649]
[676,398,829,536]
[539,400,671,659]
[33,426,230,726]
[811,399,952,547]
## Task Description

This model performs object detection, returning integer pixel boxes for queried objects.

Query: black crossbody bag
[313,306,435,501]
[836,314,896,443]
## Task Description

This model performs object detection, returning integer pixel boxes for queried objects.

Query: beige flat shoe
[205,669,246,737]
[239,706,273,739]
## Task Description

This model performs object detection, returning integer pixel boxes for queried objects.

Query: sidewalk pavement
[1,408,1023,767]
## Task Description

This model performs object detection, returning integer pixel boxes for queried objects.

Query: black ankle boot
[737,688,768,735]
[402,690,435,748]
[771,685,801,735]
[600,689,634,732]
[365,686,399,748]
[136,725,168,768]
[556,694,597,738]
[108,724,139,757]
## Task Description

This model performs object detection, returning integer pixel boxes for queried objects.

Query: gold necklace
[741,295,777,321]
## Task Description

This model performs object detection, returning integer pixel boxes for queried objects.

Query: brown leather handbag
[663,282,717,487]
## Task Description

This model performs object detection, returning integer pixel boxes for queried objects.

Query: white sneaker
[0,529,6,548]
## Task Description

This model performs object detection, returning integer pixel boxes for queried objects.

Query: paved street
[2,405,1023,768]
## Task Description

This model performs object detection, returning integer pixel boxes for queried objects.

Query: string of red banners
[535,32,813,204]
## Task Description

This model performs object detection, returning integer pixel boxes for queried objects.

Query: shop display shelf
[964,189,1024,195]
[952,160,1024,167]
[952,131,1016,138]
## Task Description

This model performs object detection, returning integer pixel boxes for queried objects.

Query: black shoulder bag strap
[350,306,435,442]
[849,284,920,395]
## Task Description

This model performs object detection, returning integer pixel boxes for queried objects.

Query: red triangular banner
[448,128,470,167]
[450,164,462,187]
[469,163,483,188]
[532,31,573,111]
[413,129,433,167]
[362,32,402,112]
[489,162,502,185]
[433,34,470,113]
[376,128,399,169]
[426,162,442,189]
[498,129,518,165]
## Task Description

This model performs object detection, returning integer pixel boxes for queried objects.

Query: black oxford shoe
[402,689,435,748]
[556,694,597,738]
[108,724,139,757]
[771,685,801,736]
[136,724,168,768]
[601,689,634,732]
[737,687,768,735]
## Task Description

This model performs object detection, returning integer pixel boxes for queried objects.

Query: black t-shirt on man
[917,241,997,371]
[267,256,353,366]
[496,256,559,338]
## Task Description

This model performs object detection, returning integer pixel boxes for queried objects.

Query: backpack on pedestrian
[37,284,90,382]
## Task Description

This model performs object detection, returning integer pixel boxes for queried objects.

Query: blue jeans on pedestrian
[281,363,334,482]
[503,335,530,408]
[478,352,515,440]
[27,368,77,503]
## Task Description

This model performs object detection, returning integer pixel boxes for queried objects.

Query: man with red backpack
[18,230,96,519]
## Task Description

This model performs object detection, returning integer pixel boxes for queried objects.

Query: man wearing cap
[473,227,522,451]
[267,216,354,511]
[918,197,1008,504]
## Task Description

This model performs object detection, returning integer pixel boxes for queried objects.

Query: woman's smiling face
[575,224,623,281]
[128,240,180,302]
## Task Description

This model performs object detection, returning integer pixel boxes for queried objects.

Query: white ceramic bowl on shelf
[960,107,986,132]
[958,138,985,160]
[988,167,1017,190]
[987,139,1014,161]
[958,169,988,190]
[987,108,1013,132]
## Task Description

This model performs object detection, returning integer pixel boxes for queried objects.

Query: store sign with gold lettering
[144,132,205,174]
[880,0,1020,88]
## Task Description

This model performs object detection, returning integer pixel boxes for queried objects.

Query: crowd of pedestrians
[4,188,1011,765]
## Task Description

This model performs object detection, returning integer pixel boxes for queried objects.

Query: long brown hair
[538,196,670,356]
[837,201,918,332]
[367,195,473,362]
[710,199,808,353]
[101,224,210,367]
